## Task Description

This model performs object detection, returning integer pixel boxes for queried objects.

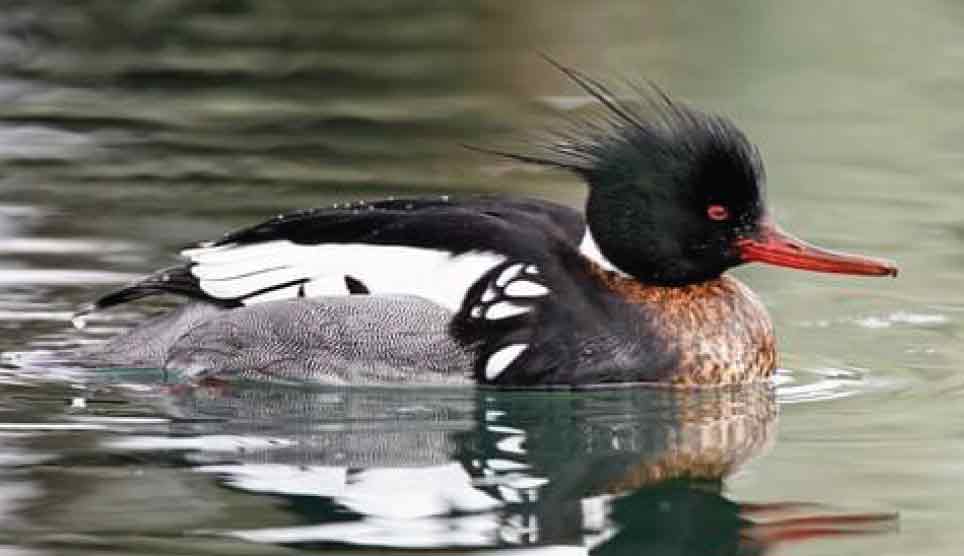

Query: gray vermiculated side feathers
[91,296,473,385]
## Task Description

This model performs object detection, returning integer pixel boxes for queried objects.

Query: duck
[78,64,898,387]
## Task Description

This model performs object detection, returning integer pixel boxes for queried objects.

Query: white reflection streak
[103,435,294,452]
[198,463,500,518]
[225,518,588,554]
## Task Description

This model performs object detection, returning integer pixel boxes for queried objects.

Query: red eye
[707,205,730,221]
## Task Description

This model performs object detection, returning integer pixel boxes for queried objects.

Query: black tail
[74,265,238,318]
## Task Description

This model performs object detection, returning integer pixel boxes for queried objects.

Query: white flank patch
[485,344,527,380]
[486,301,530,320]
[504,280,549,297]
[579,229,626,275]
[183,240,505,311]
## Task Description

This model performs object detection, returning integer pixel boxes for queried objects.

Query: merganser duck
[79,65,897,386]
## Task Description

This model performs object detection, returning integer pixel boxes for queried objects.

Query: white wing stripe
[244,283,305,304]
[195,264,289,282]
[199,266,310,298]
[186,241,309,268]
[185,241,505,311]
[183,240,297,264]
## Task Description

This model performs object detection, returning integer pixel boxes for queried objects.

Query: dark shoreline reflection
[92,382,894,554]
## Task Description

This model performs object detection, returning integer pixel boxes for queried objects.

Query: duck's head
[513,64,898,285]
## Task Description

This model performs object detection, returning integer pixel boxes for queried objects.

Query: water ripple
[775,366,906,404]
[0,269,137,285]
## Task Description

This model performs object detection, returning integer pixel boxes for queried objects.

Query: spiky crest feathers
[476,59,765,203]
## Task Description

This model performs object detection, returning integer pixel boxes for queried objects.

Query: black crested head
[497,62,767,285]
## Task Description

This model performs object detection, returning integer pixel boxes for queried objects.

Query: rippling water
[1,1,962,554]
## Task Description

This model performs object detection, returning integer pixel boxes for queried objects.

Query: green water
[1,1,962,554]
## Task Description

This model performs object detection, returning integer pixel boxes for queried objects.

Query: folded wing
[79,196,585,316]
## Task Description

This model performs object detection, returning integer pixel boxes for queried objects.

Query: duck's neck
[590,268,778,385]
[579,228,627,276]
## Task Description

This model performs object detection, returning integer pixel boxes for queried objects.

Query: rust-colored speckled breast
[590,266,777,385]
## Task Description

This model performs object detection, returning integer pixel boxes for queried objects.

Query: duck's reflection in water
[127,382,894,554]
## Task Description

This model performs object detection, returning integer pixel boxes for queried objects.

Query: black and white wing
[79,196,585,316]
[451,251,656,386]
